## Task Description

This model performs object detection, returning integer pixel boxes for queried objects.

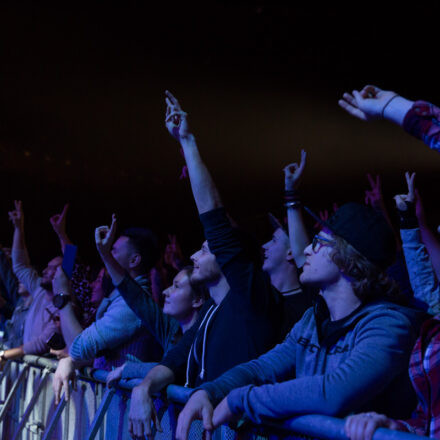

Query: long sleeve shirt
[403,100,440,153]
[396,317,440,437]
[400,228,440,315]
[12,248,59,354]
[70,275,163,369]
[160,208,282,387]
[199,300,422,423]
[116,274,180,354]
[0,249,19,319]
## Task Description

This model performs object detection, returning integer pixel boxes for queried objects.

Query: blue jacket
[200,300,424,423]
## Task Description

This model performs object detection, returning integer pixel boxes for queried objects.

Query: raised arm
[338,85,413,125]
[339,85,440,153]
[364,173,401,251]
[0,247,19,312]
[165,91,222,214]
[49,204,73,254]
[9,200,40,293]
[414,189,440,282]
[395,172,440,314]
[95,214,125,285]
[283,149,309,268]
[52,267,84,347]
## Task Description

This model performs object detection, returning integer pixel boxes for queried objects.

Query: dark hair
[330,235,400,303]
[121,227,160,272]
[181,265,209,304]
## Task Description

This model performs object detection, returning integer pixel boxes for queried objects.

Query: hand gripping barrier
[0,355,429,440]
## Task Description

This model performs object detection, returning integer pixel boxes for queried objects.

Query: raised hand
[95,214,117,256]
[165,90,191,141]
[339,85,398,121]
[176,390,214,440]
[365,174,385,211]
[394,172,416,211]
[284,149,307,191]
[345,412,401,440]
[8,200,24,230]
[50,204,69,237]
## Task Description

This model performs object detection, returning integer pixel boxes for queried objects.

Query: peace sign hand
[165,90,191,141]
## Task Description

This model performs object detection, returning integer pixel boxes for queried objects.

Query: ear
[286,248,295,263]
[192,297,204,309]
[129,253,142,269]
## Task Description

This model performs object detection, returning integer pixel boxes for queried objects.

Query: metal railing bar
[12,367,51,440]
[84,386,115,440]
[11,357,431,440]
[0,359,12,388]
[41,391,69,440]
[0,363,29,422]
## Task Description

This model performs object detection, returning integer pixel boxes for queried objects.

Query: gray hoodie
[199,299,424,424]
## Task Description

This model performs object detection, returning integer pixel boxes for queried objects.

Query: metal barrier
[0,355,428,439]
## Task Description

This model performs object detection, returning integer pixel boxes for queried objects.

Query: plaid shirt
[403,100,440,153]
[398,317,440,437]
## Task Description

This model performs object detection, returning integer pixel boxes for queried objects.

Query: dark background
[1,3,440,269]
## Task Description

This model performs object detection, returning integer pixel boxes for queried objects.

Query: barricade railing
[0,355,428,440]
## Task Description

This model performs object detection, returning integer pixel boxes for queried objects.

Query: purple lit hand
[212,396,240,430]
[394,172,416,211]
[365,174,386,212]
[345,412,402,440]
[95,214,117,257]
[8,200,24,230]
[50,204,69,237]
[284,149,306,191]
[165,90,191,141]
[176,390,214,440]
[339,85,397,121]
[53,357,76,405]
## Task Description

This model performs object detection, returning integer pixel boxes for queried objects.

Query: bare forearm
[57,233,73,254]
[98,251,125,285]
[3,345,25,360]
[383,96,414,126]
[60,303,84,347]
[12,226,26,252]
[180,135,223,214]
[139,364,175,395]
[286,208,308,268]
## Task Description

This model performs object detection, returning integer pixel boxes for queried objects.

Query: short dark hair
[121,227,160,272]
[181,265,209,304]
[330,235,400,303]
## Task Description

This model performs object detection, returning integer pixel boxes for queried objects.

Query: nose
[304,242,313,256]
[262,241,269,250]
[190,250,200,262]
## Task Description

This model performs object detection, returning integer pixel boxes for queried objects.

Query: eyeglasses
[311,235,335,252]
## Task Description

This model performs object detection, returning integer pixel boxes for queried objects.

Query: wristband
[284,201,301,209]
[396,201,418,229]
[381,94,399,119]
